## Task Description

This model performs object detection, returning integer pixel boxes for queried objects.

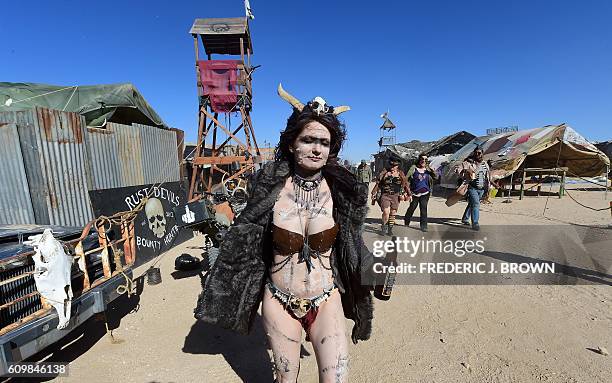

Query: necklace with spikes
[292,172,323,212]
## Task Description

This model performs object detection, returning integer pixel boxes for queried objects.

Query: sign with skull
[145,197,167,238]
[89,182,193,262]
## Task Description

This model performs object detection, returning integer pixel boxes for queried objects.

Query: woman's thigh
[262,289,303,382]
[308,292,349,383]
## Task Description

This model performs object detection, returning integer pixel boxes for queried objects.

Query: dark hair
[417,153,428,162]
[274,106,347,163]
[386,156,401,171]
[466,147,484,162]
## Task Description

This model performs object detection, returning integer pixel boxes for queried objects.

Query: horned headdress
[277,83,350,116]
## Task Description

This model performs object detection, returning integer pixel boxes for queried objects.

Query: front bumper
[0,269,132,376]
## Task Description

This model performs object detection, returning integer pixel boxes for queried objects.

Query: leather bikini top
[272,223,339,255]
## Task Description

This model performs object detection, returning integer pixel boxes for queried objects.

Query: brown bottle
[374,238,398,301]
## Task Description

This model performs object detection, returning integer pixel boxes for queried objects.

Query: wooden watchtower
[378,112,397,152]
[188,17,261,199]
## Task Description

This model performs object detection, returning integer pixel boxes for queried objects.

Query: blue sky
[1,0,611,162]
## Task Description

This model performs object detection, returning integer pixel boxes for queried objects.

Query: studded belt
[266,280,336,318]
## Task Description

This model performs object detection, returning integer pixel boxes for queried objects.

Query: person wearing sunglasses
[404,153,438,232]
[455,147,490,230]
[371,158,410,235]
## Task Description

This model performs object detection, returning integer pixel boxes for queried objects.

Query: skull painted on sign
[145,198,166,238]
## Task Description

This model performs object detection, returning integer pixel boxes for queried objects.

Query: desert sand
[42,183,610,383]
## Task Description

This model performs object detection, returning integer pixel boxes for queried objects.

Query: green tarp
[0,82,166,128]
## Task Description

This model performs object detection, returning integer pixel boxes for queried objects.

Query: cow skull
[25,229,74,329]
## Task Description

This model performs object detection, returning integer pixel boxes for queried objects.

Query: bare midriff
[270,177,336,298]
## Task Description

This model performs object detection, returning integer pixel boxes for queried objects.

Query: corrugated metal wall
[135,123,181,185]
[85,123,180,189]
[84,127,123,190]
[17,108,94,226]
[0,123,35,224]
[108,122,145,187]
[0,108,181,226]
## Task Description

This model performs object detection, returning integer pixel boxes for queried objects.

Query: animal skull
[25,229,74,329]
[310,96,327,116]
[145,198,166,238]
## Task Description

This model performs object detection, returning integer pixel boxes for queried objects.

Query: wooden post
[209,112,218,192]
[244,111,261,156]
[96,224,112,278]
[605,165,609,201]
[75,241,91,291]
[560,169,566,198]
[189,109,206,199]
[505,172,514,202]
[519,170,526,200]
[122,221,135,266]
[240,37,244,64]
[193,35,200,94]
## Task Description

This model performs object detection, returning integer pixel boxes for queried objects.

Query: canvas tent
[374,131,475,175]
[594,141,612,177]
[440,124,610,187]
[0,82,166,128]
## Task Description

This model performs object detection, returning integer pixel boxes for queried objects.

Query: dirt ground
[36,184,611,383]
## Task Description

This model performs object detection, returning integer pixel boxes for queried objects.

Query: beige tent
[441,124,609,187]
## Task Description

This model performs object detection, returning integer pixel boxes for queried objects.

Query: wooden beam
[222,163,254,185]
[96,225,112,278]
[217,123,244,154]
[189,110,206,199]
[122,221,135,266]
[75,240,91,291]
[243,110,261,156]
[240,37,245,64]
[519,170,526,200]
[193,155,249,166]
[209,112,218,191]
[201,108,247,149]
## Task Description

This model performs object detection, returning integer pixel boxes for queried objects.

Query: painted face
[290,121,331,172]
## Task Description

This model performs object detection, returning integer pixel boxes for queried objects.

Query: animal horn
[333,106,351,115]
[277,83,304,111]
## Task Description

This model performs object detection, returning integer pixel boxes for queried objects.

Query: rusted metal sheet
[0,110,37,128]
[108,122,145,187]
[0,123,35,224]
[1,108,180,227]
[135,123,180,185]
[85,123,180,189]
[17,107,93,226]
[84,127,123,190]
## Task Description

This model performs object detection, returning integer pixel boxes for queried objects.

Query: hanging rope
[533,138,612,215]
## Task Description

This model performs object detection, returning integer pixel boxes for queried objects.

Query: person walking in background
[371,157,410,235]
[356,159,373,184]
[455,147,490,231]
[404,153,437,232]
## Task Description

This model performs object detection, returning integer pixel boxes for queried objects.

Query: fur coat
[195,160,374,344]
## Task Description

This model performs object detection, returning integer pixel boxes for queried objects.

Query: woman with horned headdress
[195,84,374,382]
